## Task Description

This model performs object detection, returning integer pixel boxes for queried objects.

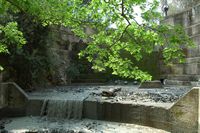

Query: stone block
[192,26,200,37]
[197,64,200,74]
[0,84,8,106]
[0,107,26,118]
[26,99,43,116]
[104,102,112,121]
[187,48,199,57]
[0,73,2,83]
[184,63,198,75]
[120,104,141,123]
[97,102,105,120]
[141,106,170,122]
[171,64,184,75]
[110,103,121,122]
[139,80,163,89]
[186,57,200,64]
[169,88,199,132]
[0,82,28,117]
[83,100,98,119]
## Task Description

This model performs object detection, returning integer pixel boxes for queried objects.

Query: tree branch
[121,0,131,25]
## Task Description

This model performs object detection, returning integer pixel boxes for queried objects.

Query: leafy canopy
[0,0,194,81]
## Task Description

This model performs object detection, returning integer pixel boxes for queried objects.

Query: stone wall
[83,88,200,132]
[47,26,86,85]
[169,87,199,132]
[161,3,200,83]
[0,82,28,117]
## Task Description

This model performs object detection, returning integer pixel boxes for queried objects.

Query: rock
[124,81,128,85]
[133,81,138,85]
[101,88,121,97]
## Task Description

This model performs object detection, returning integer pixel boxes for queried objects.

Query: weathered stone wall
[0,82,28,117]
[169,87,199,132]
[47,26,85,85]
[83,88,200,132]
[161,3,200,83]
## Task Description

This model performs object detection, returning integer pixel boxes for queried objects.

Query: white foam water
[41,99,83,119]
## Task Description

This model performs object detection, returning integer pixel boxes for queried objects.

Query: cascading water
[40,99,83,119]
[40,99,49,116]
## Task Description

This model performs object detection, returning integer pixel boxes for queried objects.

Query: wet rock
[101,88,121,97]
[85,122,97,130]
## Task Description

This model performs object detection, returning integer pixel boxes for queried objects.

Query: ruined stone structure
[49,26,107,85]
[48,26,83,85]
[161,1,200,84]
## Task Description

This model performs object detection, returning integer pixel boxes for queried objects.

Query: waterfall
[41,99,83,119]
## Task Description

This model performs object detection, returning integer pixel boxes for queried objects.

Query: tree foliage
[0,22,26,71]
[0,0,194,81]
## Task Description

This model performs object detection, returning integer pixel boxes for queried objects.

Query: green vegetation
[0,0,194,82]
[0,22,26,70]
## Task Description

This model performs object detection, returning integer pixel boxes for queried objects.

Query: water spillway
[41,99,83,119]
